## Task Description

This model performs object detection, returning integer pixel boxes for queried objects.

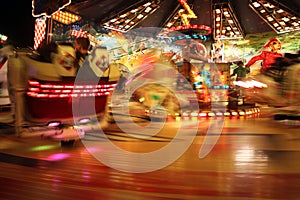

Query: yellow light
[224,112,230,116]
[199,112,207,117]
[137,14,144,19]
[208,112,215,117]
[139,97,145,102]
[231,111,238,116]
[143,2,151,7]
[145,7,152,13]
[191,112,198,117]
[178,0,197,25]
[216,112,223,116]
[52,10,81,24]
[120,14,127,18]
[253,2,261,7]
[1,35,8,41]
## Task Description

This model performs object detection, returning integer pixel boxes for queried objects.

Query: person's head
[237,61,244,67]
[74,37,90,54]
[37,41,58,62]
[264,37,281,52]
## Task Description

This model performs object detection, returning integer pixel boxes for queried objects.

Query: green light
[30,145,58,152]
[152,94,160,100]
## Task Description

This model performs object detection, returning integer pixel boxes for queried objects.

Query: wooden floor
[0,112,300,200]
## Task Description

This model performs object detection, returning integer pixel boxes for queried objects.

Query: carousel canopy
[33,0,300,39]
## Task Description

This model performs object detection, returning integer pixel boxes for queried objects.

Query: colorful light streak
[177,0,197,25]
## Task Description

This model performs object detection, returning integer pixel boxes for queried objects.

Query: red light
[28,80,40,86]
[28,87,40,92]
[26,79,117,99]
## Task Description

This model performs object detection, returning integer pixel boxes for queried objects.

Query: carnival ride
[27,0,300,122]
[234,52,300,120]
[1,43,122,146]
[1,27,245,143]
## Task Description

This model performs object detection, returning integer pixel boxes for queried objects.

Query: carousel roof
[33,0,300,39]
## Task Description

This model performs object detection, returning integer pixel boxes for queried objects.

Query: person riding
[245,37,283,73]
[231,61,250,81]
[73,36,90,68]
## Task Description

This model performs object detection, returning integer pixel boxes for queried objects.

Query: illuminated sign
[178,0,197,25]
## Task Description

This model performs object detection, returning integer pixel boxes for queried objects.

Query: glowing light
[26,79,116,99]
[33,16,47,50]
[164,24,212,36]
[213,1,244,39]
[249,0,300,34]
[239,111,245,115]
[48,121,61,127]
[191,112,198,117]
[0,34,8,42]
[51,11,81,24]
[101,0,161,32]
[47,153,70,161]
[233,80,268,88]
[177,0,197,25]
[199,112,207,117]
[224,112,230,116]
[231,111,238,116]
[30,145,58,152]
[208,112,215,117]
[235,149,268,163]
[182,112,189,117]
[79,118,91,124]
[216,112,223,116]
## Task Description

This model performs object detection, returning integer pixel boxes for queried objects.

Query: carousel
[0,0,300,142]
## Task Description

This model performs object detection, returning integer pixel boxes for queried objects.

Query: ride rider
[245,37,282,73]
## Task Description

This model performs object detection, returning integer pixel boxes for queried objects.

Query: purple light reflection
[47,153,70,161]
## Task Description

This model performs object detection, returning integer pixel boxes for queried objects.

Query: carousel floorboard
[0,111,300,200]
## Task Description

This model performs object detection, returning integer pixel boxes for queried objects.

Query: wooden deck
[0,114,300,200]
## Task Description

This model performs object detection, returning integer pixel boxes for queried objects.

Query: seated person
[25,41,77,79]
[231,61,250,81]
[76,45,109,82]
[73,37,90,70]
[51,42,77,77]
[245,37,283,73]
[36,41,58,63]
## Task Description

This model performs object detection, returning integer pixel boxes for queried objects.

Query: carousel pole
[46,17,53,44]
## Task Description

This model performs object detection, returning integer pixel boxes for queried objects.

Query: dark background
[1,0,35,47]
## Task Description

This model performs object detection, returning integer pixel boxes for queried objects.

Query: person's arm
[245,52,264,68]
[230,68,237,77]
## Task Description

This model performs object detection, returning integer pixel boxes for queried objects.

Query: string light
[213,1,244,40]
[249,0,300,34]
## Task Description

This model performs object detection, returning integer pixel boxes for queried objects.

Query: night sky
[1,0,35,47]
